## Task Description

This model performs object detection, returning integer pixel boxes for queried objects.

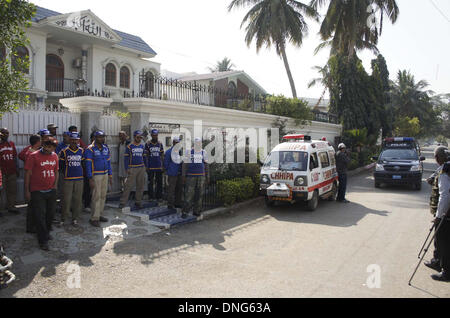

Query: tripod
[409,210,449,285]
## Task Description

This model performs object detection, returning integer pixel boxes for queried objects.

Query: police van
[373,137,426,190]
[260,135,338,211]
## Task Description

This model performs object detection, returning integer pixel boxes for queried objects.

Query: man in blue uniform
[182,137,209,218]
[145,129,164,201]
[84,131,112,227]
[120,131,147,209]
[59,132,84,226]
[164,136,182,210]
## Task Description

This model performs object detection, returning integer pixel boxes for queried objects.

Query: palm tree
[229,0,319,99]
[208,57,236,72]
[307,64,331,108]
[311,0,399,58]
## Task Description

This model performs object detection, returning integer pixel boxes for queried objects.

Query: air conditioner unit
[72,58,82,68]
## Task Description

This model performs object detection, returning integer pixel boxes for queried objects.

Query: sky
[31,0,450,99]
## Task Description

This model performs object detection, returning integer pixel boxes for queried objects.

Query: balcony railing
[46,78,77,93]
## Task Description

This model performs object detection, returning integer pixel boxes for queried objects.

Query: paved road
[2,147,449,298]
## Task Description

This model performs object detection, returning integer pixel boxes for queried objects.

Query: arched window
[46,54,65,92]
[12,46,29,73]
[105,63,116,86]
[144,71,155,95]
[120,66,130,89]
[227,81,236,96]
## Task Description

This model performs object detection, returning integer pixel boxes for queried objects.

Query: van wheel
[265,196,275,208]
[328,183,338,201]
[375,181,381,188]
[307,191,319,211]
[414,183,422,191]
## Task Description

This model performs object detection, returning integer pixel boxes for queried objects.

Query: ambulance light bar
[282,134,312,141]
[384,137,415,142]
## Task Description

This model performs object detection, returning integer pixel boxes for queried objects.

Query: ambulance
[260,135,339,211]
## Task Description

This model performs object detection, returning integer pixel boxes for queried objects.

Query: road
[2,147,449,298]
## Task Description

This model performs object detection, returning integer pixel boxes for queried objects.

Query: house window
[12,46,29,73]
[105,63,116,86]
[120,66,130,89]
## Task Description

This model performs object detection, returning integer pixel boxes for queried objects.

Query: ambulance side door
[318,151,333,195]
[309,152,320,190]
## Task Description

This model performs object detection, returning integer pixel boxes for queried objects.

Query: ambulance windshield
[263,151,308,171]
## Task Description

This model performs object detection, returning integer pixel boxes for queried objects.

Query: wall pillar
[60,96,113,145]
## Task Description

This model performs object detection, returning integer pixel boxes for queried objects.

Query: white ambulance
[260,135,339,211]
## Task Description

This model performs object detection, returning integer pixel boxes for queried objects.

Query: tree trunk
[280,45,297,99]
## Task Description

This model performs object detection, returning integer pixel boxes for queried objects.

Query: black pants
[31,190,56,245]
[83,177,91,208]
[337,173,348,201]
[436,218,450,273]
[433,222,440,261]
[148,170,163,200]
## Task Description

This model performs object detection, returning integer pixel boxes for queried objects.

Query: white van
[260,135,338,211]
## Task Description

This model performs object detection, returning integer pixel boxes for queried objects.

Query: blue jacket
[124,143,146,170]
[164,147,181,177]
[83,143,112,178]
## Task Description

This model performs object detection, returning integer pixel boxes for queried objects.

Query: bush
[218,177,258,206]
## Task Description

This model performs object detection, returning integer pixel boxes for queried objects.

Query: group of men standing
[0,125,209,251]
[117,129,209,219]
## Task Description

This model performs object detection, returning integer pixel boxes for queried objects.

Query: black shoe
[431,271,450,282]
[118,204,125,209]
[193,212,202,217]
[47,234,54,241]
[8,209,19,215]
[341,200,350,204]
[40,243,50,251]
[99,216,108,223]
[89,220,101,228]
[135,203,143,210]
[181,213,188,219]
[424,259,441,272]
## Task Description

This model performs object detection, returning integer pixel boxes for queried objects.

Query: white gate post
[61,96,113,145]
[123,101,151,136]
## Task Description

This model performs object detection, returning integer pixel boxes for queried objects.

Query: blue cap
[94,130,106,137]
[134,130,143,137]
[63,131,71,137]
[38,129,51,136]
[151,129,159,135]
[69,132,80,139]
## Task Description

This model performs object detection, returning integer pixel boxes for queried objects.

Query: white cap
[194,137,202,143]
[173,136,180,142]
[338,143,346,150]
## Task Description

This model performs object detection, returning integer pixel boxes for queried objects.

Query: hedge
[217,176,259,206]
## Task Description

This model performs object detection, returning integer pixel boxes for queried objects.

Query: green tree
[307,64,331,109]
[0,0,36,115]
[311,0,399,58]
[389,70,438,136]
[208,57,236,73]
[229,0,319,98]
[371,54,393,137]
[431,93,450,139]
[393,116,421,138]
[265,95,312,126]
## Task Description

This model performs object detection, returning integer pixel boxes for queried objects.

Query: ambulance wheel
[375,181,381,188]
[265,196,275,207]
[307,191,319,211]
[328,183,338,201]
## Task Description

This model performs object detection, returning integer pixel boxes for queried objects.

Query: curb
[348,163,375,177]
[201,197,264,220]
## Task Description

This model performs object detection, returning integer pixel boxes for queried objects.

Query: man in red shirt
[0,128,19,214]
[19,134,41,233]
[24,138,59,251]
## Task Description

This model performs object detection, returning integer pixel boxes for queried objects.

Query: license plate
[393,175,402,180]
[268,190,290,198]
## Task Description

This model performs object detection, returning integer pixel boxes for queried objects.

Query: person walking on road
[24,138,59,251]
[84,131,112,228]
[119,131,147,209]
[335,143,351,203]
[59,133,84,227]
[145,129,164,202]
[0,128,20,214]
[164,136,182,211]
[182,137,209,218]
[428,146,450,282]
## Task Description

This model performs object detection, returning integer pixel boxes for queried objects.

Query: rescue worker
[68,126,87,149]
[119,131,147,209]
[56,132,71,155]
[24,138,59,251]
[429,146,450,282]
[84,131,112,227]
[182,137,209,218]
[164,136,182,211]
[59,133,84,226]
[145,129,164,202]
[47,123,58,138]
[118,131,130,192]
[0,128,19,214]
[38,129,52,143]
[335,143,351,203]
[19,134,41,233]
